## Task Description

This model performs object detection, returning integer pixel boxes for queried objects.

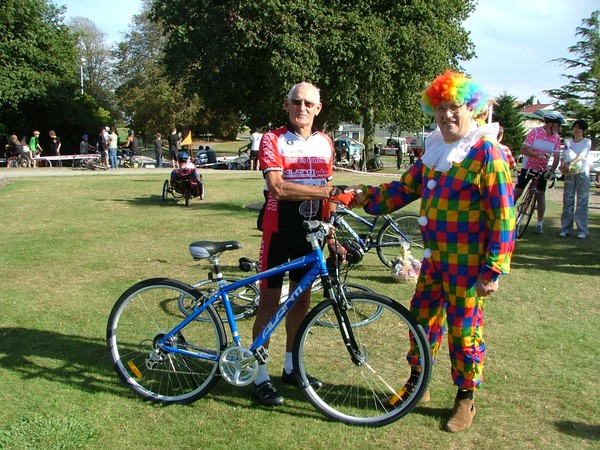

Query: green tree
[0,0,109,151]
[68,16,117,115]
[545,10,600,145]
[113,1,233,142]
[150,0,475,150]
[0,0,78,136]
[492,92,526,156]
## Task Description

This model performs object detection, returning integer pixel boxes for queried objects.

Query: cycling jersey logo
[299,200,320,218]
[286,140,294,146]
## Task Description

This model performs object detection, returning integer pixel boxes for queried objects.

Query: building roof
[519,103,554,114]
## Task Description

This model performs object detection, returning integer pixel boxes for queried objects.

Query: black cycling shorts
[515,168,548,192]
[259,230,312,289]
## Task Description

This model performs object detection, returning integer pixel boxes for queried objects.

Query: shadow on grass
[108,194,262,217]
[411,405,452,430]
[0,327,122,395]
[511,213,600,276]
[554,420,599,441]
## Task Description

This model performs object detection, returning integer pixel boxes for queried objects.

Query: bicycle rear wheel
[376,213,423,267]
[293,291,431,427]
[132,156,144,168]
[516,189,536,238]
[107,278,226,404]
[178,277,259,322]
[162,180,169,201]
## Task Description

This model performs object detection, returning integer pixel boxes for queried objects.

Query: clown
[346,70,515,432]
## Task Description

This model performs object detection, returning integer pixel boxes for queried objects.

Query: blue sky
[58,0,599,103]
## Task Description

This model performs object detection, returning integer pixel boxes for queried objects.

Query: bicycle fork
[322,274,365,366]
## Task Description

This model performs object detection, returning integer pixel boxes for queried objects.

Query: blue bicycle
[106,220,431,427]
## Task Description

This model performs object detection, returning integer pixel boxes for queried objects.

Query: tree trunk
[361,106,376,171]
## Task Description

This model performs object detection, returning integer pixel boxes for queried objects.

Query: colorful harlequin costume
[357,71,515,391]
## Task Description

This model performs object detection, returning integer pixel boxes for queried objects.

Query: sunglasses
[290,98,316,108]
[434,103,464,114]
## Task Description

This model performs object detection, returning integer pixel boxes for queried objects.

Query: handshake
[329,185,361,208]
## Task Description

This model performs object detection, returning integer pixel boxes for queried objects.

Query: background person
[79,134,95,154]
[559,119,592,239]
[170,152,202,196]
[252,81,334,406]
[154,132,164,168]
[497,125,517,170]
[346,70,515,433]
[168,127,180,168]
[48,130,62,167]
[4,134,23,166]
[108,127,118,169]
[97,127,109,167]
[513,111,563,234]
[120,130,139,158]
[29,130,42,167]
[249,128,262,171]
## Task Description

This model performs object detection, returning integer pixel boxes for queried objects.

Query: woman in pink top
[513,112,563,234]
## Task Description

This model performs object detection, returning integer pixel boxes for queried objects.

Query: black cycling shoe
[252,380,284,406]
[281,369,323,390]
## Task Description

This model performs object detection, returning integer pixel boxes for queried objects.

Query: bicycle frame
[158,223,346,362]
[515,169,550,238]
[336,205,406,250]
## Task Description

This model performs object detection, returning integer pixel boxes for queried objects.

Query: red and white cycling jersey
[259,125,334,232]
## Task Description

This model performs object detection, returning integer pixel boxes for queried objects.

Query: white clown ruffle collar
[421,122,499,172]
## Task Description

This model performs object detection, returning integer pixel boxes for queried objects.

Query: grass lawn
[0,166,598,449]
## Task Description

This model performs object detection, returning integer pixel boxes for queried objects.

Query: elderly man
[251,82,335,405]
[346,70,515,432]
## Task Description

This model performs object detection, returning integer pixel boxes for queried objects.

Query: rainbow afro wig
[421,70,488,116]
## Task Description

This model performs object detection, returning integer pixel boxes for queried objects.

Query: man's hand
[476,275,498,297]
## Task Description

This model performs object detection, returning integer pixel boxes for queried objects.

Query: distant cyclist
[513,110,564,234]
[170,152,202,196]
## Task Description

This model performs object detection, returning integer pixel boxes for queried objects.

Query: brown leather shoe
[445,397,476,432]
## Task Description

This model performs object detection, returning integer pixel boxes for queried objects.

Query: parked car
[588,150,600,184]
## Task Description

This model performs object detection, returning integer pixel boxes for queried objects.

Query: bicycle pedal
[253,346,270,365]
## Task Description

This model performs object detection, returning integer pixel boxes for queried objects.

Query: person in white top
[558,119,592,238]
[249,128,262,171]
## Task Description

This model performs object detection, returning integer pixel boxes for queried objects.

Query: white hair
[287,82,320,103]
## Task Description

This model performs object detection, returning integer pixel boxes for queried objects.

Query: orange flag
[181,131,192,146]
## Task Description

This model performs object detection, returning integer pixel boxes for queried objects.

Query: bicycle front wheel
[293,291,431,427]
[311,282,380,328]
[107,278,226,404]
[178,277,259,322]
[376,213,424,267]
[516,190,536,238]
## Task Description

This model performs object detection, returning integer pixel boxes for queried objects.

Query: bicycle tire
[293,291,431,427]
[107,278,226,404]
[162,180,169,201]
[178,277,260,322]
[515,189,536,238]
[184,191,190,206]
[376,213,424,267]
[15,155,31,167]
[132,156,144,168]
